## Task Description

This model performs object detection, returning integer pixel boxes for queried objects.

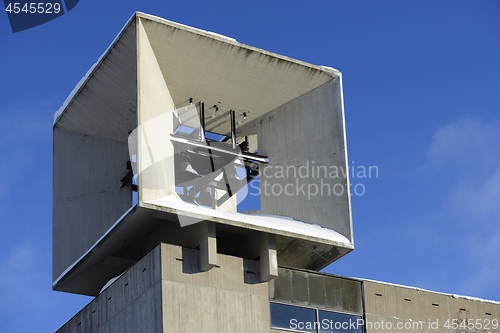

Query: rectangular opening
[269,302,364,333]
[205,131,227,142]
[270,303,316,333]
[318,310,363,333]
[172,103,263,212]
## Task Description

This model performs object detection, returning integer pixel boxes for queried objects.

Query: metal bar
[244,135,250,179]
[230,110,236,149]
[222,168,233,198]
[170,135,269,163]
[200,102,206,142]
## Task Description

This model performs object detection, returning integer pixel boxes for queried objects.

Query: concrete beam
[199,222,218,271]
[257,233,278,282]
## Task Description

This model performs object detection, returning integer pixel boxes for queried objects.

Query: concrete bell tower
[53,12,353,332]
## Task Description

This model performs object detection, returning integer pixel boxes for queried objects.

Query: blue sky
[1,1,499,332]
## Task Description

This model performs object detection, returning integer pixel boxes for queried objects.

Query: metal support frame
[230,110,236,149]
[200,102,206,142]
[172,102,267,208]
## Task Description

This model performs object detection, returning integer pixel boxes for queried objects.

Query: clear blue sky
[1,1,499,332]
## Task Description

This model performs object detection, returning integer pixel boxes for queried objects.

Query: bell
[175,154,199,184]
[238,141,249,152]
[195,186,214,207]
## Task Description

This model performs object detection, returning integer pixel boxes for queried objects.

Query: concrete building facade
[56,243,500,333]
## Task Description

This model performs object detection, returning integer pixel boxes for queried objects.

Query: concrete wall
[55,243,163,333]
[159,244,269,332]
[364,280,500,333]
[52,18,137,282]
[56,243,270,333]
[53,128,132,281]
[136,17,177,203]
[253,78,353,241]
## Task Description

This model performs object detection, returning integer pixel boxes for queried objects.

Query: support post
[200,102,206,142]
[256,233,278,282]
[230,110,236,149]
[199,221,217,271]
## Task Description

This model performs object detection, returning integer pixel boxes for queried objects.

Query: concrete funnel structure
[53,12,353,296]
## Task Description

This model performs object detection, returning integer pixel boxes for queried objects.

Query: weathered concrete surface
[240,78,352,241]
[56,243,269,333]
[52,17,138,283]
[364,280,500,333]
[55,242,162,333]
[52,127,132,281]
